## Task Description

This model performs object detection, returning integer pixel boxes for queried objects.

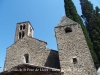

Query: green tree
[80,0,100,69]
[64,0,100,69]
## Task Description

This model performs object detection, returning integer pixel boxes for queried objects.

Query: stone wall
[44,49,60,69]
[4,36,60,71]
[4,36,47,70]
[4,17,97,75]
[55,17,97,75]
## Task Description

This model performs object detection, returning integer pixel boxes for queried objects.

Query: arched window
[65,27,72,33]
[24,54,29,63]
[20,25,22,30]
[22,31,25,38]
[23,24,25,29]
[19,32,21,38]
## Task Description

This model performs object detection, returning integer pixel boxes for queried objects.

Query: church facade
[1,16,97,75]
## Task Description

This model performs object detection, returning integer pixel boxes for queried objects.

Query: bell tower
[55,16,97,75]
[14,21,34,42]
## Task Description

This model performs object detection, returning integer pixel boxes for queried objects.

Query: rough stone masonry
[3,16,97,75]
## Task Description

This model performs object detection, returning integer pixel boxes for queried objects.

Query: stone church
[0,16,97,75]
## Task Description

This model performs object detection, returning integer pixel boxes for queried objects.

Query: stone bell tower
[14,21,34,42]
[55,16,97,75]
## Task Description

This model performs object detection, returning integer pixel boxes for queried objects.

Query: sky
[0,0,100,74]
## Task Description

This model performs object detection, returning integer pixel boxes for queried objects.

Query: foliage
[80,0,100,69]
[64,0,100,69]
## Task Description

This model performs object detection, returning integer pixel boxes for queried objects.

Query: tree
[80,0,100,69]
[64,0,100,69]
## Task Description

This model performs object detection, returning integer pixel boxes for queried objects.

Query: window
[73,58,77,64]
[65,27,72,33]
[22,31,25,38]
[20,24,25,30]
[20,25,22,30]
[19,32,21,38]
[23,24,25,29]
[24,54,29,63]
[30,27,32,32]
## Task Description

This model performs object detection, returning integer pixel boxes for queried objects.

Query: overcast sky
[0,0,100,74]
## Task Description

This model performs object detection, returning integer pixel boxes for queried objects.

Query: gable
[55,16,77,28]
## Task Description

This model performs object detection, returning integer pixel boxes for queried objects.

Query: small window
[20,25,22,30]
[23,24,25,29]
[30,27,32,32]
[73,58,77,64]
[65,27,72,33]
[19,32,21,38]
[24,54,29,63]
[22,31,25,38]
